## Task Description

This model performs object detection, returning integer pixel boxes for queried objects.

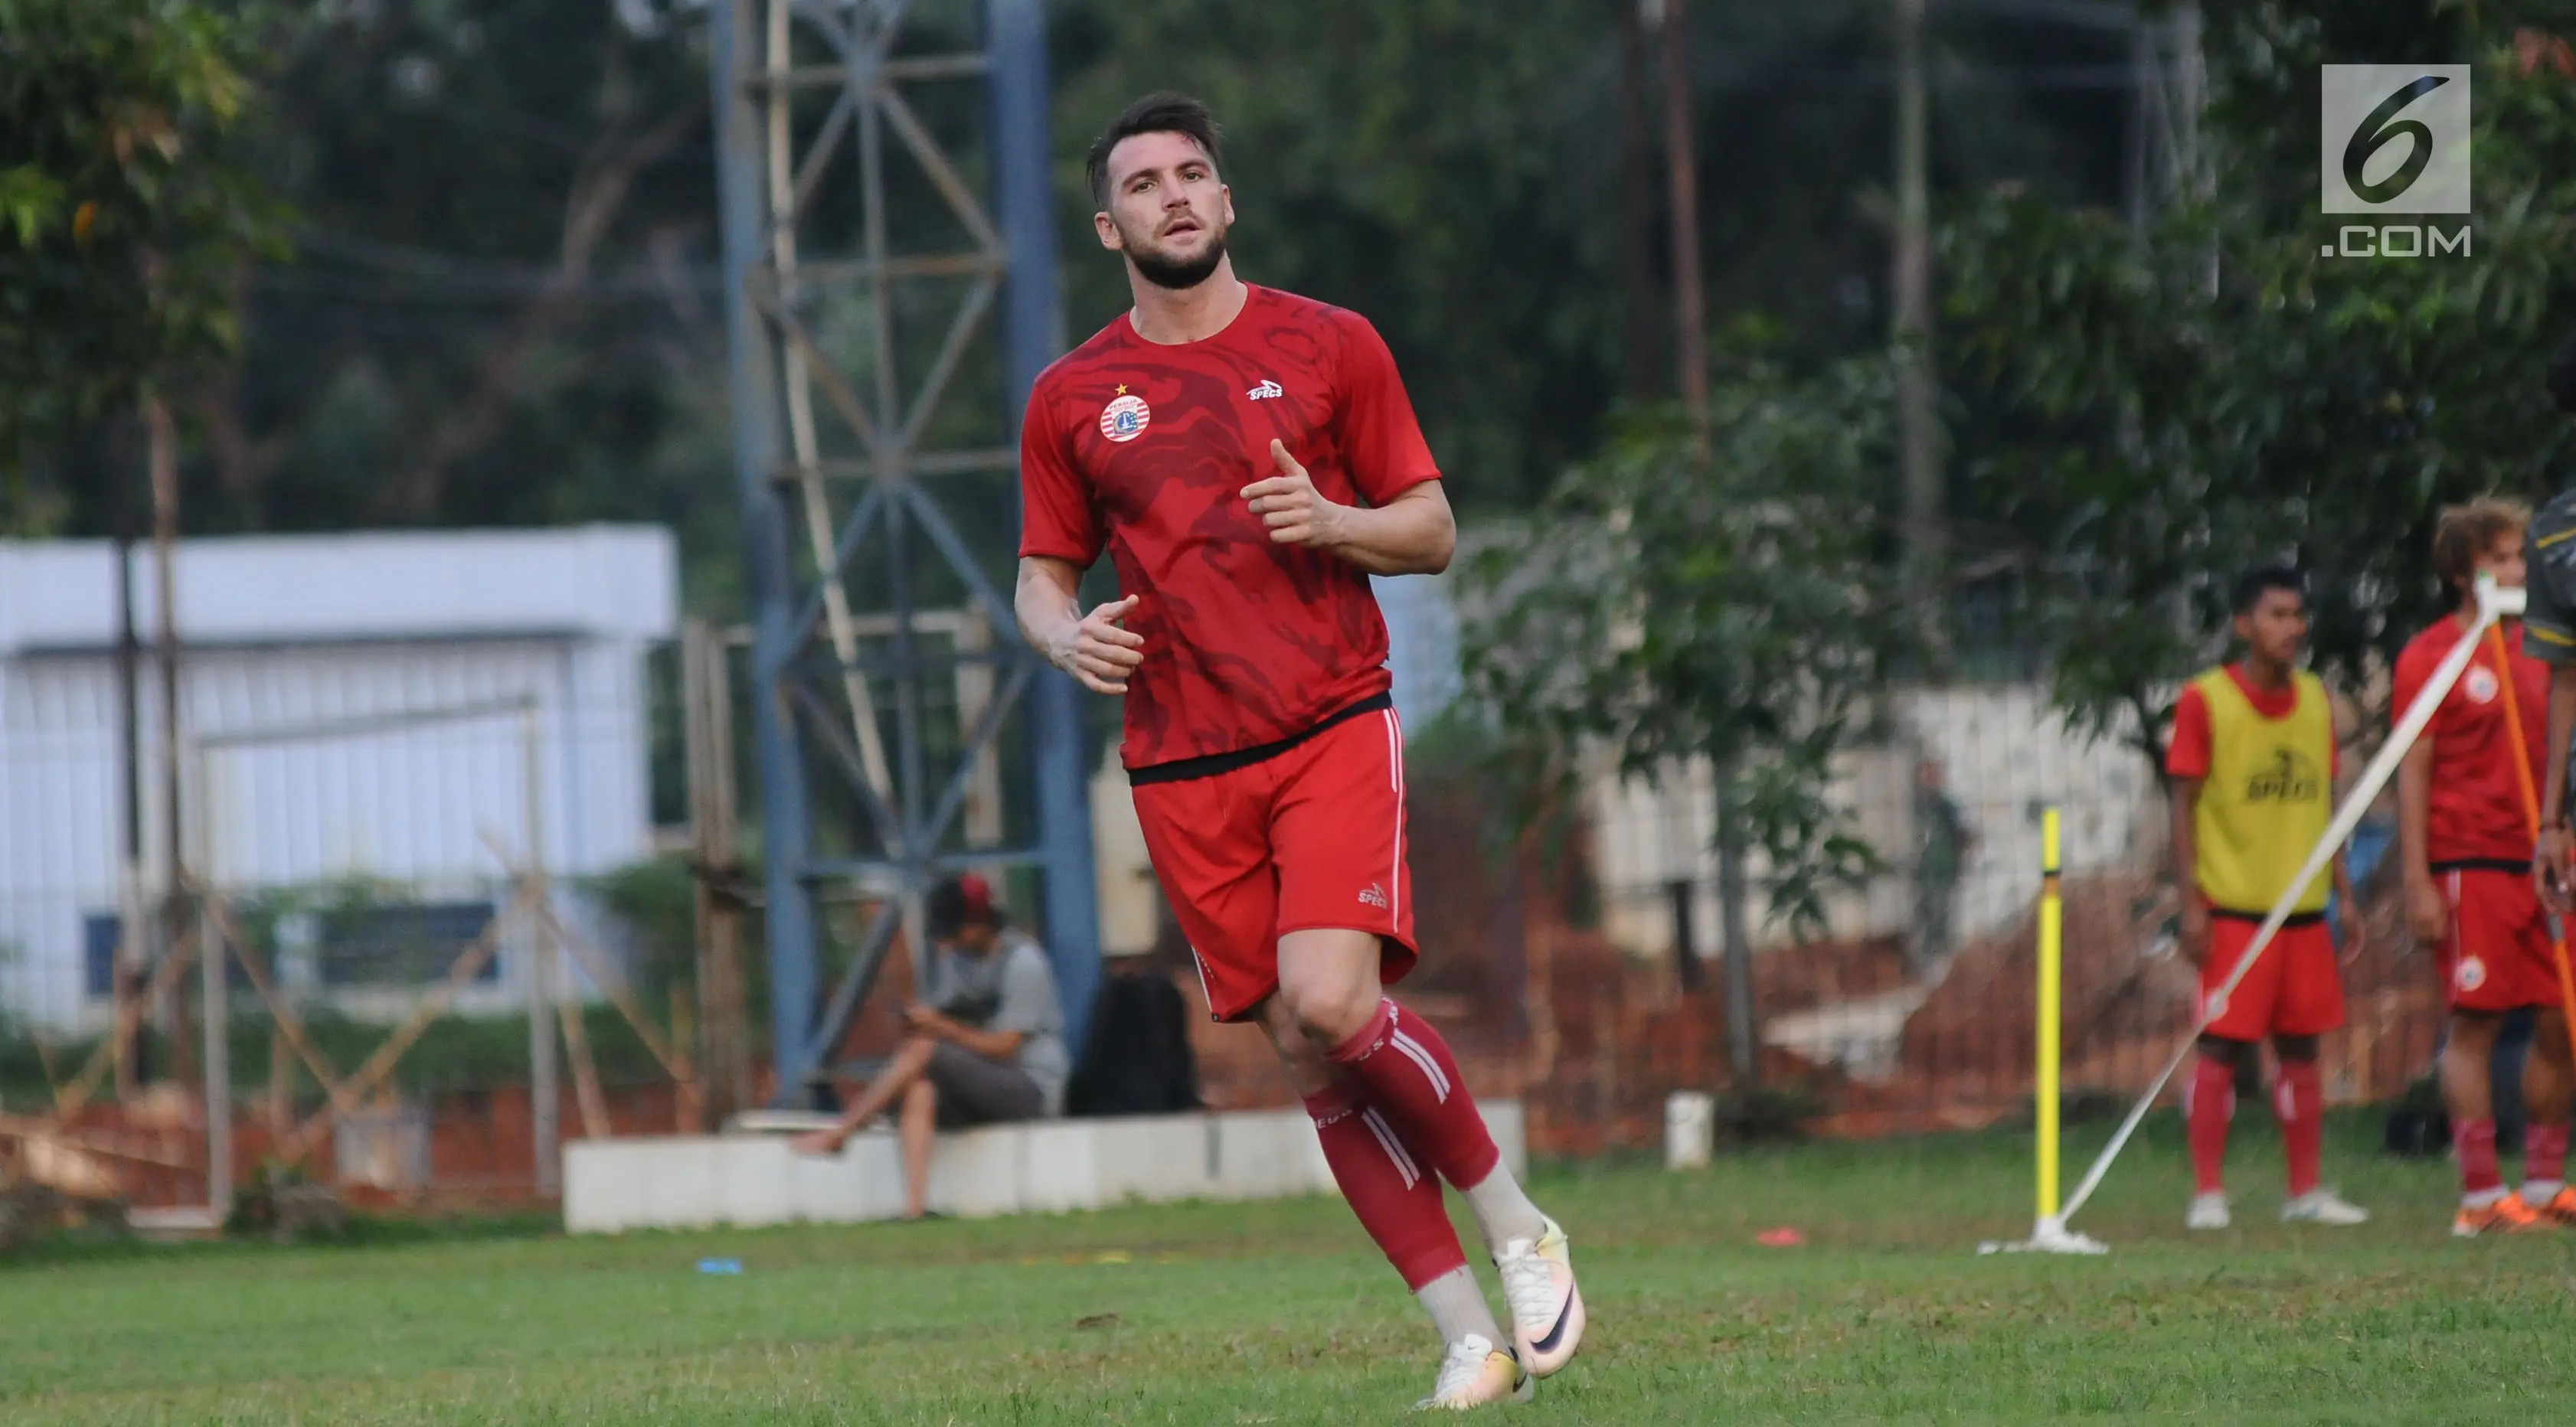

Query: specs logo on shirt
[1247,379,1284,401]
[2244,749,2323,805]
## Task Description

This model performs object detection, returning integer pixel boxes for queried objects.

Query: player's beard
[1128,227,1228,291]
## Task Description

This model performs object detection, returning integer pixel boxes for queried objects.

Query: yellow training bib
[2191,667,2333,916]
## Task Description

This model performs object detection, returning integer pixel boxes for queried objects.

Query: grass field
[7,1112,2576,1425]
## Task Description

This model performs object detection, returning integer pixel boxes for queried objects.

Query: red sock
[2526,1123,2569,1188]
[2456,1118,2502,1198]
[1304,1083,1466,1290]
[2186,1054,2235,1195]
[2274,1060,2323,1198]
[1326,998,1503,1188]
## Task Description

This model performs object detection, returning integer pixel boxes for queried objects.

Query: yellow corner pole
[2038,806,2064,1223]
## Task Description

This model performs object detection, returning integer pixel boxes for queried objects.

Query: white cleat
[1494,1215,1585,1378]
[2185,1192,2231,1231]
[1414,1334,1533,1412]
[2280,1189,2368,1226]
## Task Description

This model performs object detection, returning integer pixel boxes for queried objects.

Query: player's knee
[1276,977,1378,1048]
[2272,1034,2319,1063]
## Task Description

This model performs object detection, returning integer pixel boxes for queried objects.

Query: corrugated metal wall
[0,637,657,1030]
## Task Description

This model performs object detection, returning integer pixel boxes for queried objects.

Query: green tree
[0,0,284,528]
[1460,348,1901,936]
[1944,2,2576,769]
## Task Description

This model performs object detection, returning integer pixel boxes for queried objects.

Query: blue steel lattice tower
[706,0,1099,1103]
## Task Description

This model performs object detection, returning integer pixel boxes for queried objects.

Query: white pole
[522,701,560,1197]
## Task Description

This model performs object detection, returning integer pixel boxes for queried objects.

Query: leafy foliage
[1461,351,1904,934]
[1944,2,2576,768]
[0,0,285,522]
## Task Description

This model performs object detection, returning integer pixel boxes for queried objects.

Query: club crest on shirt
[1100,392,1151,443]
[2465,665,2499,705]
[2457,955,2488,992]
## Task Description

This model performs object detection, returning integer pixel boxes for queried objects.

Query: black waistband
[2431,857,2533,876]
[1127,691,1395,786]
[2209,908,2328,928]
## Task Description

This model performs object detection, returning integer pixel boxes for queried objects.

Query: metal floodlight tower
[707,0,1099,1104]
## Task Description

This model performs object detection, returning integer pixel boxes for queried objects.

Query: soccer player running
[1013,95,1580,1410]
[2166,568,2371,1231]
[2395,499,2576,1234]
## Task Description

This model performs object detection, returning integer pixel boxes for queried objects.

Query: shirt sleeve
[2165,684,2212,781]
[1332,312,1442,505]
[2389,642,2433,735]
[2526,497,2576,662]
[992,945,1064,1040]
[1018,378,1104,566]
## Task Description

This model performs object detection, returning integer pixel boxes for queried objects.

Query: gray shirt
[2528,490,2576,664]
[927,932,1069,1116]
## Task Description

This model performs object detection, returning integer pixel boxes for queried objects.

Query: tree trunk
[1894,0,1944,665]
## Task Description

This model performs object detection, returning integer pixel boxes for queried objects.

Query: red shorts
[2199,913,2345,1041]
[1129,703,1417,1022]
[2435,865,2561,1013]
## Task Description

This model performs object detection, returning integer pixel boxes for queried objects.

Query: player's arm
[2330,844,2368,965]
[2527,505,2576,906]
[1015,556,1143,696]
[2395,737,2445,945]
[909,1006,1024,1061]
[2170,776,2208,965]
[2545,666,2576,905]
[1241,440,1456,576]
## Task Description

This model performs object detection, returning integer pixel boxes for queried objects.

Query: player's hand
[901,1003,949,1040]
[2405,873,2448,947]
[2542,825,2576,913]
[1053,594,1143,695]
[1241,440,1348,549]
[2177,900,2211,967]
[2339,910,2370,969]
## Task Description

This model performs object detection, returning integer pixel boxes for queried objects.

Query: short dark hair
[1086,92,1222,207]
[2548,326,2576,416]
[2231,564,2307,616]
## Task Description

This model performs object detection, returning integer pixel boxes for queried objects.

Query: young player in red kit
[2398,498,2576,1234]
[1013,96,1580,1410]
[2166,568,2371,1230]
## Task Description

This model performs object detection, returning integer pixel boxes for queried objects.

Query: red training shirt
[2165,664,2339,782]
[2390,617,2549,864]
[1018,285,1441,770]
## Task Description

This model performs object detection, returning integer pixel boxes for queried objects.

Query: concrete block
[560,1102,1527,1234]
[1089,1115,1210,1204]
[836,1129,907,1222]
[711,1138,795,1227]
[563,1140,646,1233]
[1213,1109,1309,1200]
[928,1125,1025,1218]
[1018,1121,1102,1215]
[635,1138,724,1230]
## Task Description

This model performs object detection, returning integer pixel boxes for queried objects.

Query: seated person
[790,874,1067,1219]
